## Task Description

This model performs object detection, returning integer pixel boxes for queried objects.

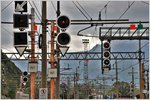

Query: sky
[1,0,149,86]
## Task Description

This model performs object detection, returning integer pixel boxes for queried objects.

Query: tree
[107,81,131,97]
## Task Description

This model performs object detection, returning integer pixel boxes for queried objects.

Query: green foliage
[1,51,22,99]
[107,81,131,97]
[8,81,17,99]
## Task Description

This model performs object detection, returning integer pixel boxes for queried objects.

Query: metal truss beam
[2,52,145,60]
[99,27,149,40]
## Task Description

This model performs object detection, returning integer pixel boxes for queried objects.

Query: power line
[29,1,41,22]
[1,26,13,36]
[32,1,42,18]
[105,1,135,35]
[136,42,149,52]
[51,1,56,12]
[112,1,135,26]
[72,1,89,20]
[76,1,92,19]
[141,1,149,5]
[91,1,111,37]
[99,1,110,13]
[1,1,13,12]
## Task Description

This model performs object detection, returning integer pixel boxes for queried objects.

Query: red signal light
[103,41,110,49]
[130,24,136,30]
[62,20,65,24]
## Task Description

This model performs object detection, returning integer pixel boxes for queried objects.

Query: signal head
[56,15,70,29]
[23,71,28,76]
[103,41,110,49]
[103,59,110,66]
[103,51,110,58]
[56,32,71,46]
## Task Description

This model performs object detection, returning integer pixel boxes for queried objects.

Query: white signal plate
[28,62,38,73]
[48,68,57,78]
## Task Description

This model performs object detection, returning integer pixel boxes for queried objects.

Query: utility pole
[139,40,144,99]
[30,8,35,99]
[115,58,119,99]
[141,63,145,99]
[131,67,135,98]
[50,21,55,99]
[41,1,47,89]
[74,72,76,99]
[74,67,78,99]
[128,67,137,98]
[146,69,149,99]
[102,75,105,98]
[55,1,61,99]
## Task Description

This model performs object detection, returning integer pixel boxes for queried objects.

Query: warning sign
[39,88,47,99]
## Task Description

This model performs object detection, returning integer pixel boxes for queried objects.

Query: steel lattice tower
[82,39,89,97]
[82,39,89,84]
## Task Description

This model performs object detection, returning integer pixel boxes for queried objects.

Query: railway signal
[14,32,28,56]
[13,14,29,29]
[56,15,71,57]
[56,32,71,46]
[56,15,70,30]
[103,40,111,71]
[22,71,28,84]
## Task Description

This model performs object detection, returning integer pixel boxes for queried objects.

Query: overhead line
[76,1,92,19]
[115,1,135,23]
[1,26,13,36]
[51,1,56,12]
[29,1,41,22]
[105,1,135,35]
[72,1,89,20]
[32,1,42,18]
[100,1,110,12]
[1,1,13,12]
[141,1,149,5]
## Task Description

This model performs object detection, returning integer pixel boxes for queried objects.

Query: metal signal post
[50,22,55,99]
[41,1,47,89]
[30,8,35,99]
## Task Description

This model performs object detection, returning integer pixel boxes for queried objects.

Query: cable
[1,1,13,12]
[76,1,92,19]
[29,1,41,22]
[136,42,149,52]
[141,1,149,5]
[72,1,89,20]
[1,26,13,36]
[32,1,42,19]
[100,1,110,13]
[51,1,56,12]
[105,1,135,35]
[92,1,111,36]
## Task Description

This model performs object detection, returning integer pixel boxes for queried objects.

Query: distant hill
[1,51,22,99]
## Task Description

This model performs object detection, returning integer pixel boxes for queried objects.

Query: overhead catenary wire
[92,1,111,35]
[72,1,89,20]
[32,1,42,19]
[51,1,56,12]
[76,1,92,20]
[29,1,41,22]
[1,26,13,36]
[99,1,110,13]
[1,1,13,12]
[141,1,149,5]
[105,1,135,35]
